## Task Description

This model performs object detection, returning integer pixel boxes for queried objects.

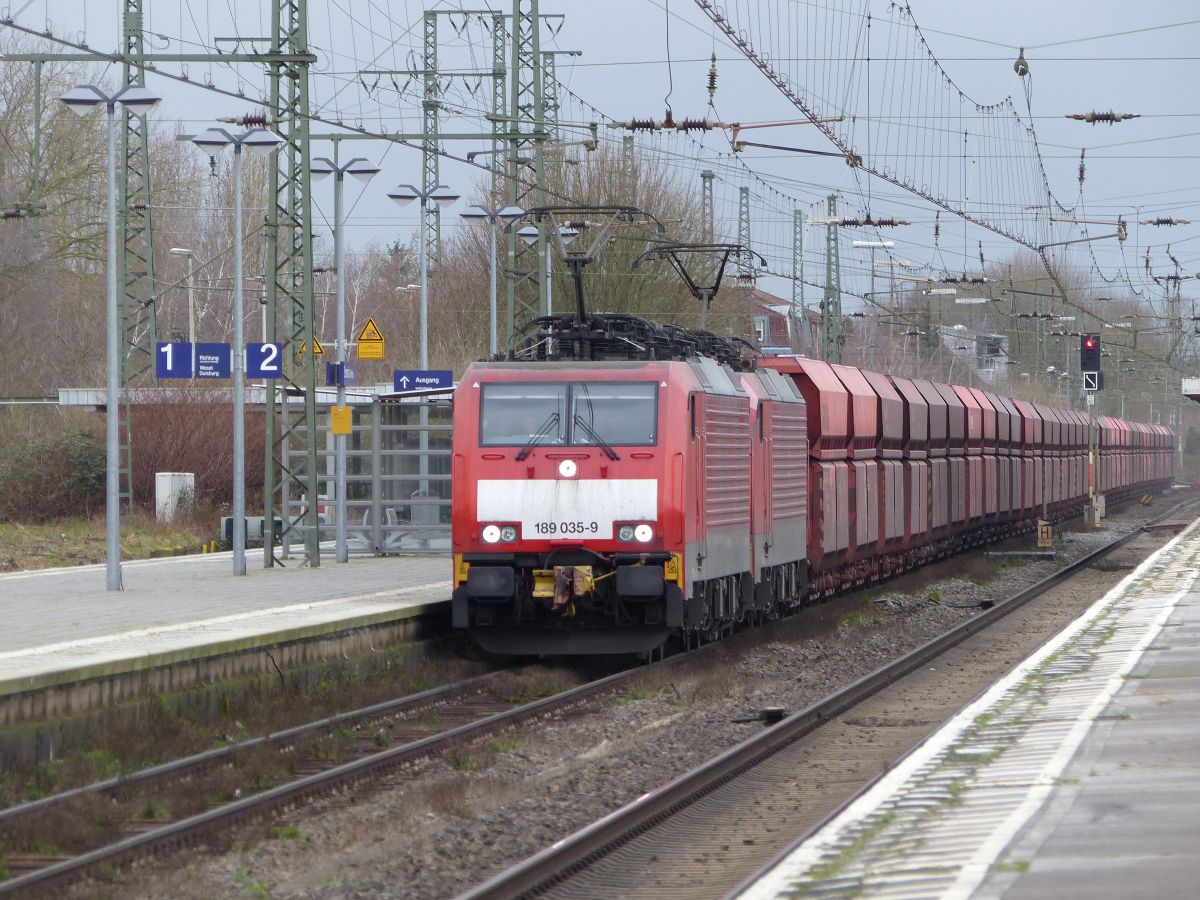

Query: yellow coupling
[533,565,596,607]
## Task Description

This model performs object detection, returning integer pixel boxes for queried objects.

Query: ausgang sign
[393,369,453,392]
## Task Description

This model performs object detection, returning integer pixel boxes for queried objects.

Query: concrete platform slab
[741,514,1200,900]
[0,554,451,715]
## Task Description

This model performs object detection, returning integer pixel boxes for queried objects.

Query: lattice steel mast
[263,0,321,566]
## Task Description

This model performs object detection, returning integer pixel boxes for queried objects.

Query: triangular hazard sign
[295,339,325,359]
[357,317,384,343]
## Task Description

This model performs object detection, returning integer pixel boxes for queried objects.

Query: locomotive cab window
[571,382,657,446]
[479,381,657,446]
[480,383,567,446]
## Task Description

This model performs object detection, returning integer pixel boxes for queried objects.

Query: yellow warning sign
[330,404,352,435]
[295,338,325,359]
[358,318,384,342]
[356,317,385,360]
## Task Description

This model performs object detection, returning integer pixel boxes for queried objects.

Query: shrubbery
[0,393,265,523]
[0,418,106,521]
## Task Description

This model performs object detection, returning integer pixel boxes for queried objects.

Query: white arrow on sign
[398,376,410,388]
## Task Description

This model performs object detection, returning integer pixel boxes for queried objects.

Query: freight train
[449,314,1174,656]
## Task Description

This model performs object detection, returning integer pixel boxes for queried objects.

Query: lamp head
[310,157,336,182]
[459,205,492,222]
[114,85,161,115]
[388,184,421,208]
[345,158,381,184]
[59,85,108,116]
[428,185,461,208]
[192,127,235,151]
[242,128,284,157]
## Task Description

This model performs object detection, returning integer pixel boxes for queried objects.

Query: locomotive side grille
[771,404,808,521]
[704,396,751,528]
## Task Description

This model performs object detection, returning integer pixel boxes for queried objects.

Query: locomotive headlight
[500,525,518,542]
[634,523,654,543]
[617,524,635,542]
[482,524,502,544]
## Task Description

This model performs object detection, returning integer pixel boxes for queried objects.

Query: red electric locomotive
[451,353,808,655]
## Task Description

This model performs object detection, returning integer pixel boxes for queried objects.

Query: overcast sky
[9,1,1199,314]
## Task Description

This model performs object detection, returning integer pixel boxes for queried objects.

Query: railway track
[1,502,1188,897]
[0,662,662,895]
[461,499,1198,899]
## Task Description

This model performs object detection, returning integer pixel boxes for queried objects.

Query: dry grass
[0,510,210,572]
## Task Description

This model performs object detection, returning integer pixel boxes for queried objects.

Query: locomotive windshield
[480,383,568,446]
[480,381,658,447]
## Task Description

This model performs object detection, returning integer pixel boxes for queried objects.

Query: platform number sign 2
[246,342,284,378]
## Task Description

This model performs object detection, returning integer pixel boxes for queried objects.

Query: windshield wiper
[516,411,560,461]
[573,414,620,460]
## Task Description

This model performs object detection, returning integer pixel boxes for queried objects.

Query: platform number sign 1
[246,342,284,378]
[156,341,193,378]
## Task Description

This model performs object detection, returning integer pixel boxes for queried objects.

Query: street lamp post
[60,83,162,591]
[169,248,196,375]
[387,185,460,511]
[386,184,461,369]
[192,126,284,575]
[311,157,381,563]
[459,204,524,357]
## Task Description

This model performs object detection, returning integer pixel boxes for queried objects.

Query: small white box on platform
[155,472,195,522]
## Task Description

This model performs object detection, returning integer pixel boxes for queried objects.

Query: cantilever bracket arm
[1038,230,1123,251]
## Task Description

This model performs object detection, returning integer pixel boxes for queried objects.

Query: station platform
[743,515,1200,899]
[0,552,451,751]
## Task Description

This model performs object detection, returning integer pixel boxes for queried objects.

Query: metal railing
[283,393,453,557]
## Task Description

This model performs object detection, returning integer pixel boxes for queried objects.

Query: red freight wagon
[761,357,850,581]
[968,388,999,521]
[1011,400,1043,513]
[831,364,879,460]
[764,357,848,460]
[889,377,929,458]
[988,392,1020,519]
[862,371,906,552]
[934,383,967,525]
[888,376,930,549]
[912,380,950,533]
[831,364,881,557]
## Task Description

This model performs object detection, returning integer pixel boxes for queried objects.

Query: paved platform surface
[0,552,451,691]
[743,517,1200,899]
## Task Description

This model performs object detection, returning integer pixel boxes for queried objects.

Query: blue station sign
[195,343,231,379]
[393,369,453,393]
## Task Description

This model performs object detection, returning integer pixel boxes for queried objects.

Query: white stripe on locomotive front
[477,479,658,541]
